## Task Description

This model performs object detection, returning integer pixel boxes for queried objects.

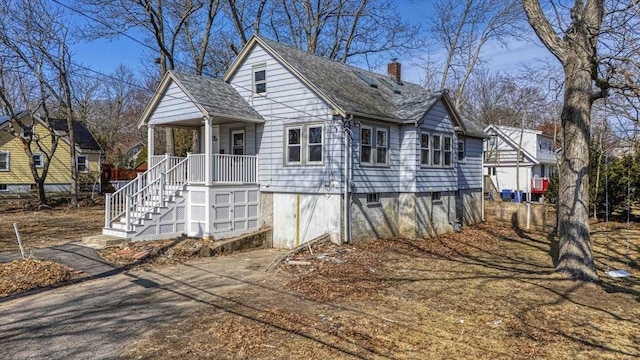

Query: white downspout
[343,116,352,243]
[481,138,485,221]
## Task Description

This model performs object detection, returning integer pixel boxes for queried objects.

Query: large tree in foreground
[523,0,640,280]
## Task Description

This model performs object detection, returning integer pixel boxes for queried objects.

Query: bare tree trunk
[556,63,597,280]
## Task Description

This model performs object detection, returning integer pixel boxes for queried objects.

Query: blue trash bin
[501,189,511,201]
[513,190,524,203]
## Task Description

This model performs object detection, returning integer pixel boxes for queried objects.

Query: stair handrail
[104,156,169,228]
[121,157,189,231]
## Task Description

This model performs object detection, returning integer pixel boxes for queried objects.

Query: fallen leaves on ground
[0,259,78,297]
[125,223,640,360]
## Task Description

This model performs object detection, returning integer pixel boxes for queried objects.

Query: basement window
[431,191,442,203]
[0,184,7,192]
[366,193,380,205]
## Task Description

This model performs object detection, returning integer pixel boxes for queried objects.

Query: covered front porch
[102,71,265,241]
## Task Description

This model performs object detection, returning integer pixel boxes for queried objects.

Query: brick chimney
[387,58,401,84]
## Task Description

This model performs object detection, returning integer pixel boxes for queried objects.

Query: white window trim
[375,128,389,165]
[77,155,89,173]
[432,134,442,167]
[359,124,389,167]
[457,139,466,162]
[0,184,8,192]
[0,152,9,171]
[252,64,267,96]
[33,153,44,168]
[284,123,324,166]
[285,126,302,165]
[360,125,373,165]
[231,129,245,155]
[306,125,323,164]
[420,132,430,167]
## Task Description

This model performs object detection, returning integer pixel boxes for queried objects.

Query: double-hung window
[0,152,9,171]
[285,124,323,165]
[33,154,43,168]
[360,125,388,166]
[432,134,442,166]
[77,155,88,173]
[457,140,465,162]
[253,64,266,95]
[307,125,323,163]
[360,126,372,164]
[376,129,388,165]
[443,136,452,166]
[286,127,302,164]
[420,133,430,166]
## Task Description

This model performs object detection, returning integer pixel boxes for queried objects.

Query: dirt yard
[1,198,639,358]
[124,223,640,360]
[0,197,104,253]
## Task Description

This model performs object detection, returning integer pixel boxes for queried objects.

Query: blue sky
[68,0,555,84]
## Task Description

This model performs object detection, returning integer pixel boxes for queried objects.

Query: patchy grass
[0,197,104,252]
[125,223,640,360]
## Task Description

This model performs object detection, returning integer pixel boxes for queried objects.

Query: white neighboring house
[483,125,557,202]
[101,35,487,247]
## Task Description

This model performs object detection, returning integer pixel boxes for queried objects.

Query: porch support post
[204,116,213,186]
[147,125,155,163]
[203,115,213,239]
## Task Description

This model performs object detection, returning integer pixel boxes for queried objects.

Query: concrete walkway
[0,242,120,279]
[0,248,286,360]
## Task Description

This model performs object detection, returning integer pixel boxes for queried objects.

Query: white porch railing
[105,157,169,229]
[105,153,258,230]
[213,154,257,184]
[188,153,206,183]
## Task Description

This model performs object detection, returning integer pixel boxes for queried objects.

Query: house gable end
[143,74,206,127]
[484,125,538,164]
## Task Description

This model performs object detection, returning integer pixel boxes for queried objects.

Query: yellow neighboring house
[0,113,103,194]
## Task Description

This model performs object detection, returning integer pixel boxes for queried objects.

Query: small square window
[33,154,43,168]
[21,124,33,138]
[0,184,7,192]
[432,191,442,202]
[77,156,88,173]
[367,193,380,204]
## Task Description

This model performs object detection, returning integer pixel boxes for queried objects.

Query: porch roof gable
[138,71,264,128]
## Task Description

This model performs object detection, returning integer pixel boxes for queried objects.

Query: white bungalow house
[483,125,558,202]
[102,35,487,247]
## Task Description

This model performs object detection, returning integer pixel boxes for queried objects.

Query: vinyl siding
[0,120,101,187]
[415,101,457,192]
[457,136,483,189]
[148,81,202,125]
[228,44,341,194]
[352,119,400,193]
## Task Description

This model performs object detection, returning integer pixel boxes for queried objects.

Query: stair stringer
[129,193,188,242]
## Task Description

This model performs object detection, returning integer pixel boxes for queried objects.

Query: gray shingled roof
[257,36,487,138]
[170,71,264,122]
[50,119,102,151]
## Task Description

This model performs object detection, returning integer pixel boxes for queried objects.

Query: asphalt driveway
[0,248,285,360]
